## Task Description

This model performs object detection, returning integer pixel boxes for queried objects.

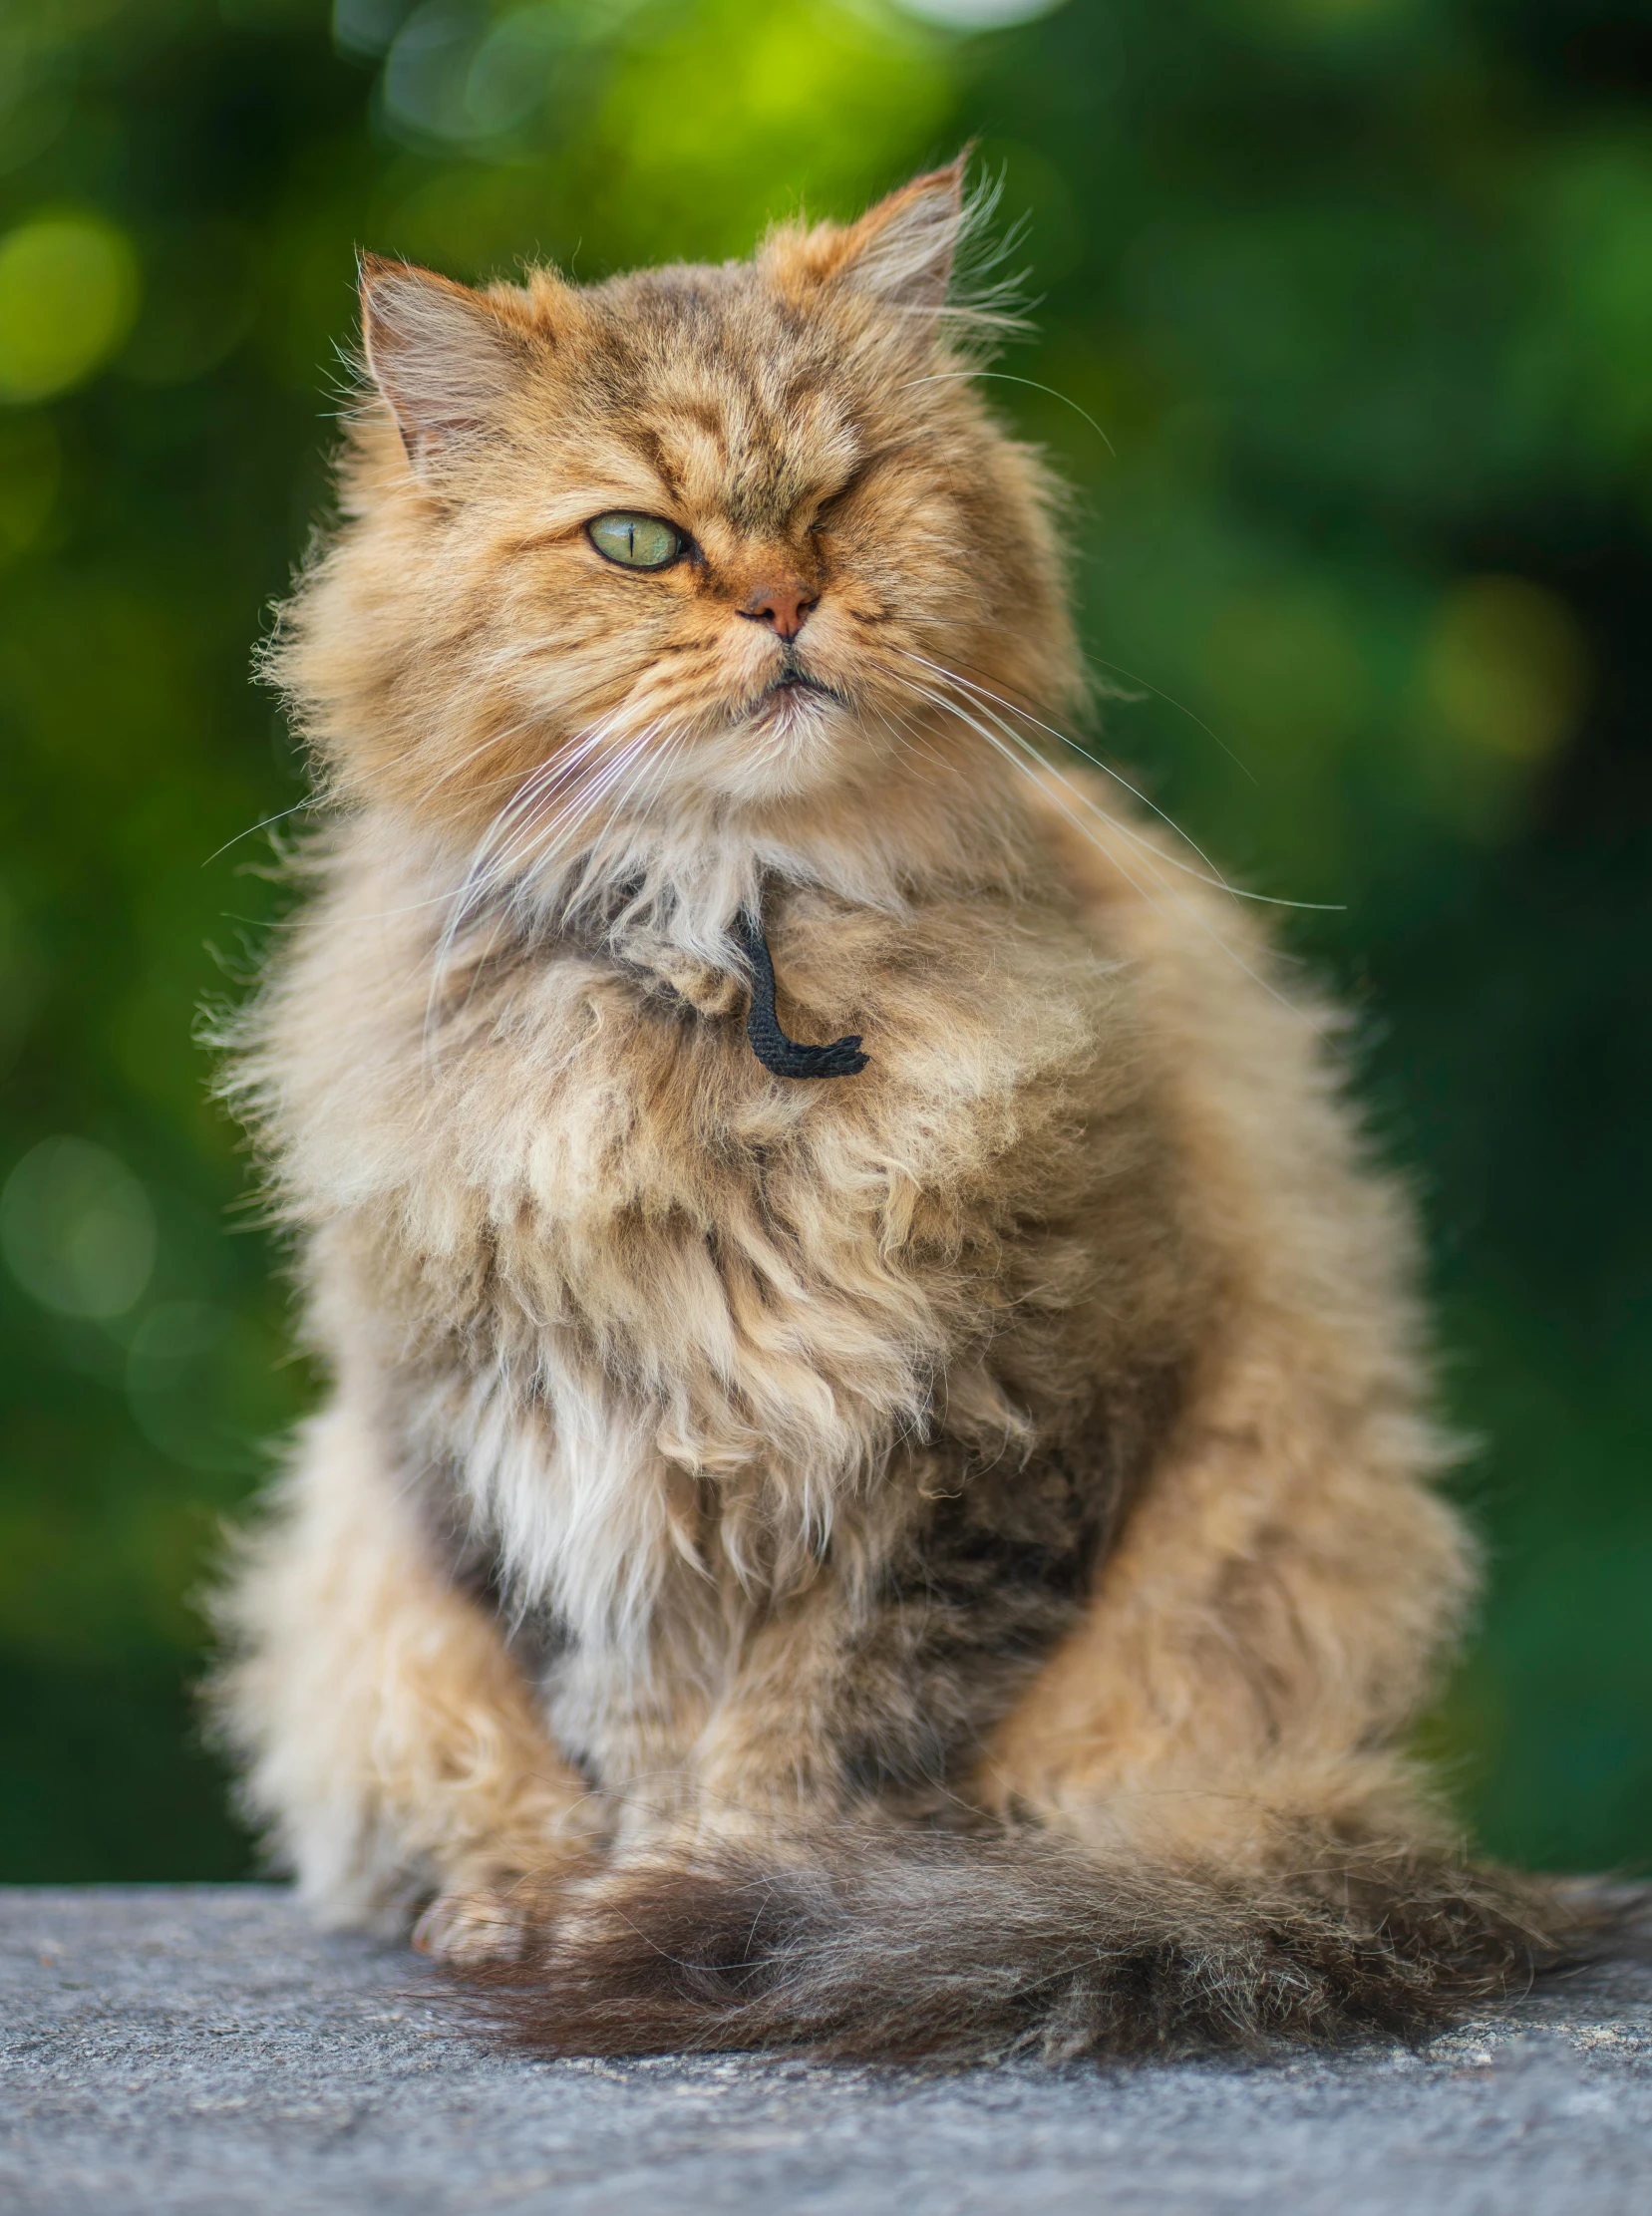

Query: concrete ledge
[3,1885,1650,2215]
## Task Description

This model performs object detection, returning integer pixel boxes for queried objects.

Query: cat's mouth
[755,664,847,713]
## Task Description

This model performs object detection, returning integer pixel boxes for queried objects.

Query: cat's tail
[460,1829,1592,2062]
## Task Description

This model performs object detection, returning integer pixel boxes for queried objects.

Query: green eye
[587,512,684,570]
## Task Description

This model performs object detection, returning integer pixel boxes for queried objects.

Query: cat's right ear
[358,255,532,469]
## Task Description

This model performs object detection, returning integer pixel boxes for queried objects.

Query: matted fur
[212,158,1579,2055]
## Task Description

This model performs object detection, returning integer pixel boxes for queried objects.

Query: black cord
[730,908,868,1081]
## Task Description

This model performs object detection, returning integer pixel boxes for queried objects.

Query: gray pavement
[3,1884,1650,2214]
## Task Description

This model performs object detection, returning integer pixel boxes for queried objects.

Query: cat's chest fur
[270,855,1162,1641]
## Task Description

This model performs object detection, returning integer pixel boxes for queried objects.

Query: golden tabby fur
[214,162,1563,2057]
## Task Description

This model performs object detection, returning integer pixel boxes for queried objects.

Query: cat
[212,158,1568,2060]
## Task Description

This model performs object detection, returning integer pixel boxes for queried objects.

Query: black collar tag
[731,909,868,1081]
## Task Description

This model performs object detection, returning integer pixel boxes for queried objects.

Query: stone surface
[3,1886,1651,2214]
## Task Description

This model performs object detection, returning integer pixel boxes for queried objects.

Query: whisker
[480,737,649,918]
[557,730,683,911]
[422,724,667,1059]
[895,650,1342,914]
[872,696,955,785]
[202,797,315,867]
[421,716,651,1044]
[892,672,1171,908]
[1081,649,1260,787]
[899,370,1117,459]
[899,649,1239,884]
[418,716,541,800]
[888,671,1311,1020]
[931,637,1261,792]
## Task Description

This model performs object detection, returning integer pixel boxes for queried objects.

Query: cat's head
[278,159,1080,872]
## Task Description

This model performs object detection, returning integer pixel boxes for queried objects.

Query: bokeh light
[0,213,140,405]
[1,1138,157,1322]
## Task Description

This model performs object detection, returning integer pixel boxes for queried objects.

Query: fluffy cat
[214,160,1565,2059]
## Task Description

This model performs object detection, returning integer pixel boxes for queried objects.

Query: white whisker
[421,713,662,1058]
[899,370,1117,459]
[1081,649,1260,785]
[889,670,1311,1020]
[895,649,1343,914]
[202,797,315,867]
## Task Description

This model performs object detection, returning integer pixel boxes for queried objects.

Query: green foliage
[1,0,1647,1879]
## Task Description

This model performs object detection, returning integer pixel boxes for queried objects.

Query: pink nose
[738,578,818,641]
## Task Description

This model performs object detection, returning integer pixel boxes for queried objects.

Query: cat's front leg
[213,1397,604,1958]
[622,1444,1105,1859]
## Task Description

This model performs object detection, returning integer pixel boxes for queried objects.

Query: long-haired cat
[214,159,1567,2058]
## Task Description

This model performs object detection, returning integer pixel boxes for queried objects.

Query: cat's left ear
[771,157,968,317]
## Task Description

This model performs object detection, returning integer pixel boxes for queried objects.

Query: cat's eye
[586,512,685,570]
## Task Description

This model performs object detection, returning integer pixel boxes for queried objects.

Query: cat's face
[288,163,1076,855]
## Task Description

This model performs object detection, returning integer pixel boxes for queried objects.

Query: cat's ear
[771,158,968,317]
[358,255,534,467]
[835,158,968,309]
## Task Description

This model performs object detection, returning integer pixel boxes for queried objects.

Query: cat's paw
[413,1879,537,1966]
[413,1834,605,1965]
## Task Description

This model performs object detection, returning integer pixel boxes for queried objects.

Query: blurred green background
[1,0,1648,1882]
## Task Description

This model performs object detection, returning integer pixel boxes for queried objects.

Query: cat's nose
[737,578,819,641]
